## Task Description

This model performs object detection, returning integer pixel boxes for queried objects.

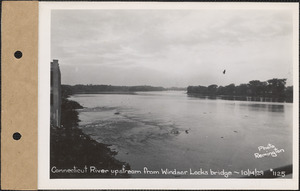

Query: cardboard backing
[1,1,38,190]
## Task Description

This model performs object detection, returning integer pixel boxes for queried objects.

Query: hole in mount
[14,51,22,59]
[13,132,22,140]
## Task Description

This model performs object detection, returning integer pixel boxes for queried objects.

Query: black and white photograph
[39,2,298,189]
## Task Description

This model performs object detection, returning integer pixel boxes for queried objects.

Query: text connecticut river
[69,91,293,178]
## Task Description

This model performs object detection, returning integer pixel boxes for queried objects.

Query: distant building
[50,59,61,128]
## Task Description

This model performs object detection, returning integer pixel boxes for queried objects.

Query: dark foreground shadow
[50,98,131,178]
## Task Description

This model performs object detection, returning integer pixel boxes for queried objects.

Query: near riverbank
[50,96,130,178]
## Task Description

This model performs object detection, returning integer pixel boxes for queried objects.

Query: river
[69,91,293,178]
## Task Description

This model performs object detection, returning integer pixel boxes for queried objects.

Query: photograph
[38,2,298,189]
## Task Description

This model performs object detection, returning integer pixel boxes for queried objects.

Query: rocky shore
[50,97,130,178]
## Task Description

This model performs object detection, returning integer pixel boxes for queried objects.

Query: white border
[38,2,299,190]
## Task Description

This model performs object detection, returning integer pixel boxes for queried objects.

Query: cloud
[51,9,294,86]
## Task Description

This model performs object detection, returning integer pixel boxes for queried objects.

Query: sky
[51,9,294,87]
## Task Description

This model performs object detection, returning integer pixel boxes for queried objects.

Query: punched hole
[13,132,22,140]
[14,51,22,59]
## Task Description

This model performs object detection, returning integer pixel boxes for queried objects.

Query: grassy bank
[50,97,131,178]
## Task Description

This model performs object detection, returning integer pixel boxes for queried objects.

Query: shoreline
[50,96,131,178]
[187,93,293,103]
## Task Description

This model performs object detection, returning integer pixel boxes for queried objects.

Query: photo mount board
[1,1,38,190]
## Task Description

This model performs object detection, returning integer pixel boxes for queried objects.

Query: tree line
[61,84,172,96]
[187,78,293,103]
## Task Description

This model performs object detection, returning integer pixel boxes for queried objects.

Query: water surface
[70,91,293,178]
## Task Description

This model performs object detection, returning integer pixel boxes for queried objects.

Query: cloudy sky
[51,9,294,87]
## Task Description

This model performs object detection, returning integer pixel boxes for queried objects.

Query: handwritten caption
[51,165,286,178]
[254,143,284,159]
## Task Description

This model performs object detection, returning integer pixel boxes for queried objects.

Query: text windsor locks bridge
[50,59,62,128]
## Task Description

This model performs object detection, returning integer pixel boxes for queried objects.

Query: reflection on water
[188,94,287,103]
[188,94,286,112]
[240,104,285,112]
[70,91,293,178]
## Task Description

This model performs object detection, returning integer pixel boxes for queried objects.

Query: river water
[69,91,293,178]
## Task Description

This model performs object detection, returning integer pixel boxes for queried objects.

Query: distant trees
[267,78,287,102]
[60,78,293,103]
[224,84,236,95]
[61,84,166,94]
[128,86,165,92]
[207,84,218,95]
[187,86,207,94]
[235,83,248,96]
[248,80,267,97]
[285,86,293,103]
[187,78,293,103]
